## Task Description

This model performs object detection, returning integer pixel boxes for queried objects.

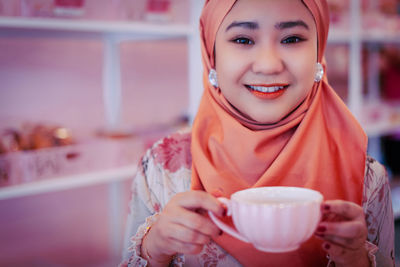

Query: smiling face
[215,0,318,124]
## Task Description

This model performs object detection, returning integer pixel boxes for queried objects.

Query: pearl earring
[314,62,324,82]
[209,69,219,88]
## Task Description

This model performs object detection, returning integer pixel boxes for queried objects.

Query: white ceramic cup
[208,186,323,253]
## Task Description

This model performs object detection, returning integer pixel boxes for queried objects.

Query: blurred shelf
[0,1,203,203]
[328,27,400,44]
[362,31,400,44]
[0,16,194,39]
[0,164,137,200]
[328,28,352,43]
[360,102,400,138]
[363,120,400,138]
[391,184,400,220]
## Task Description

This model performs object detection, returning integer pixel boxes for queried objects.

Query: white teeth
[248,85,285,93]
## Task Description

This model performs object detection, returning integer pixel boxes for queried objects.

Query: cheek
[215,49,229,81]
[288,50,316,85]
[216,52,245,85]
[298,65,316,96]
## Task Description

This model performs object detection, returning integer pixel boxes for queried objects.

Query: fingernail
[323,243,331,250]
[222,205,227,216]
[316,226,326,232]
[212,189,223,198]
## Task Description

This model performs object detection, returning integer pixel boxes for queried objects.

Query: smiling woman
[121,0,395,266]
[215,0,317,124]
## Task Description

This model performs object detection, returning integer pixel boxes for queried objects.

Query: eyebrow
[225,20,309,32]
[275,20,309,30]
[225,21,259,32]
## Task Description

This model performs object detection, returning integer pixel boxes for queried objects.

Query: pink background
[0,1,189,265]
[1,0,400,265]
[0,38,189,138]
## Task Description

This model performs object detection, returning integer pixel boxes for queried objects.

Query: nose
[251,45,284,75]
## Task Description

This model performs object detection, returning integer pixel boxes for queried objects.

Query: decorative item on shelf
[0,129,21,154]
[381,46,400,100]
[382,132,400,180]
[0,136,144,188]
[145,0,171,22]
[122,0,147,21]
[19,0,86,18]
[0,123,74,187]
[0,123,74,154]
[0,158,8,185]
[390,186,400,219]
[82,0,116,21]
[20,0,54,17]
[53,0,85,17]
[0,0,21,16]
[327,0,349,26]
[76,0,142,21]
[379,0,399,16]
[363,0,400,34]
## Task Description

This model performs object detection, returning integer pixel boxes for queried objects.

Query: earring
[314,62,324,82]
[209,69,219,88]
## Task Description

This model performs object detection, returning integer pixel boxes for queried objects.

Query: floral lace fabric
[121,131,395,267]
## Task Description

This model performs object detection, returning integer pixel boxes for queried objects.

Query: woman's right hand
[141,190,225,266]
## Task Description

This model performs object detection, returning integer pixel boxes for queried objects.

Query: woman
[121,0,394,266]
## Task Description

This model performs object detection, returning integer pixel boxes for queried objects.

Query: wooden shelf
[363,120,400,138]
[0,0,204,201]
[360,102,400,138]
[391,185,400,220]
[0,16,194,38]
[0,164,137,200]
[329,27,400,44]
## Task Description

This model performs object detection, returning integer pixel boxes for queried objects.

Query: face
[215,0,318,124]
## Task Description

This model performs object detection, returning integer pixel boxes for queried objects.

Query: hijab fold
[191,0,367,266]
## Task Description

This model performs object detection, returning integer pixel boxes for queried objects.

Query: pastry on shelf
[0,123,74,154]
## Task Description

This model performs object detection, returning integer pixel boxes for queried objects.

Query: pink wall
[0,2,190,265]
[0,37,189,138]
[0,181,132,266]
[0,35,188,266]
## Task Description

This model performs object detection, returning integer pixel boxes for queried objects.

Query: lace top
[120,131,395,267]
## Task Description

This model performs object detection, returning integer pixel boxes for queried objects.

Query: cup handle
[208,197,249,244]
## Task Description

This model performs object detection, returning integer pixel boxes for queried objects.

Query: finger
[168,237,205,255]
[172,206,221,237]
[317,233,364,250]
[175,191,225,217]
[169,223,212,245]
[211,188,223,198]
[321,241,365,265]
[321,211,347,222]
[316,220,367,239]
[322,242,349,261]
[322,200,364,220]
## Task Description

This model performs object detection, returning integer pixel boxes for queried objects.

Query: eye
[231,37,254,45]
[281,36,306,44]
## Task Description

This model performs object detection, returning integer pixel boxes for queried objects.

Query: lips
[245,83,289,100]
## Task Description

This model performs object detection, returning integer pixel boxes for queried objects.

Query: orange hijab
[191,0,367,266]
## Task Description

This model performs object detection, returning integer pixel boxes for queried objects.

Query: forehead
[221,0,316,30]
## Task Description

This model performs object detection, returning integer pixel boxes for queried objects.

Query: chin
[250,115,284,125]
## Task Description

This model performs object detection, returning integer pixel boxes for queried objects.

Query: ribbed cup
[230,187,322,252]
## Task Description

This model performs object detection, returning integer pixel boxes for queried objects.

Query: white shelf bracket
[103,34,123,132]
[188,0,204,124]
[348,0,363,119]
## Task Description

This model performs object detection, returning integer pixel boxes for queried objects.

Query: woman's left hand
[315,200,370,267]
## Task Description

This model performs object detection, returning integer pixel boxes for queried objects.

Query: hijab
[191,0,367,266]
